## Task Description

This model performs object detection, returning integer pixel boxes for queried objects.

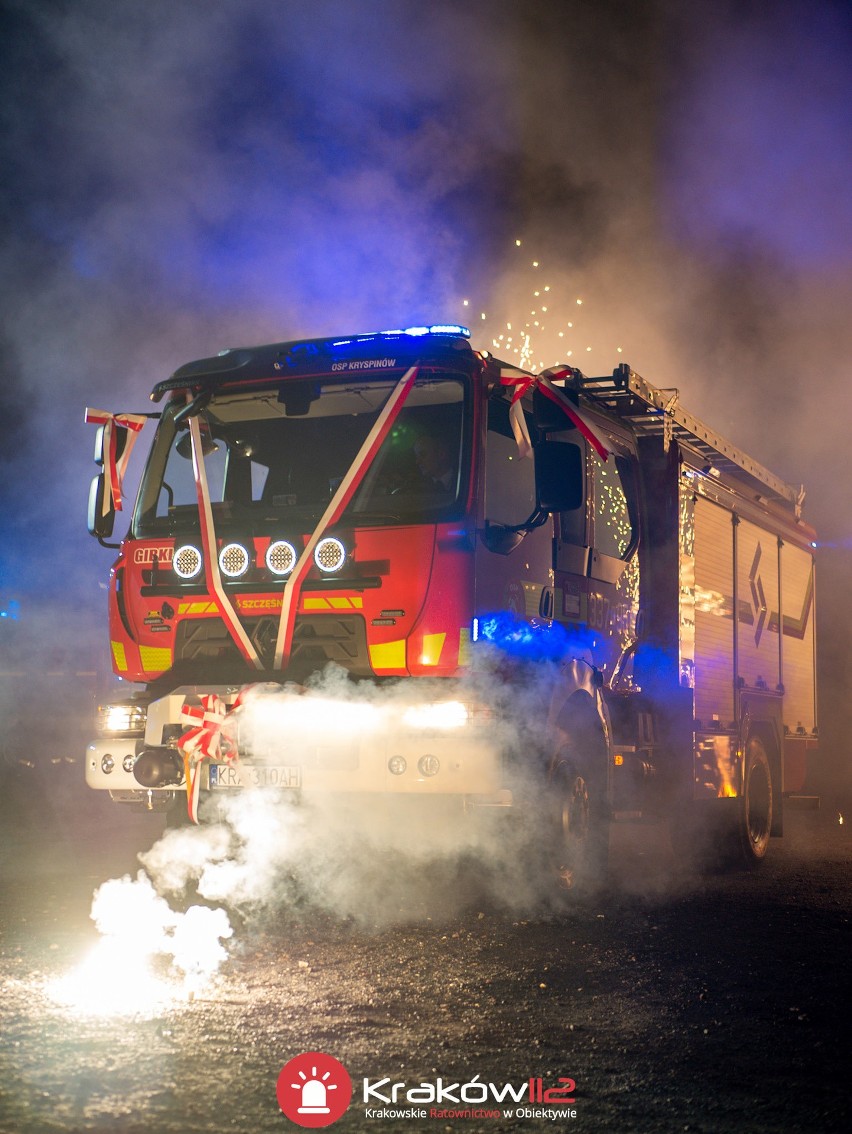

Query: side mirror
[87,473,116,539]
[535,440,583,513]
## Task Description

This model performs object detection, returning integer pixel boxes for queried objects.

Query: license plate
[208,764,301,789]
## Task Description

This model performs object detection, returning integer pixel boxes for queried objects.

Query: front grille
[173,614,370,679]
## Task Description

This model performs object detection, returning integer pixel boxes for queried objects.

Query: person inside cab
[413,433,456,492]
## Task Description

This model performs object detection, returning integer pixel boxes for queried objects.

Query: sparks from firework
[47,873,233,1017]
[461,239,624,373]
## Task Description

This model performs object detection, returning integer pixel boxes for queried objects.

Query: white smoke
[49,873,233,1016]
[134,653,594,930]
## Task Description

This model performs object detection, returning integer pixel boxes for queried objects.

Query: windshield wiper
[344,510,403,524]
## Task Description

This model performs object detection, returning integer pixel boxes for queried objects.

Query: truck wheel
[549,763,609,891]
[738,735,773,863]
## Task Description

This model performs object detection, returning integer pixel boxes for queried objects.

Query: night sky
[1,0,850,767]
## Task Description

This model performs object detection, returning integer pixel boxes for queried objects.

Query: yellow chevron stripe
[139,645,172,672]
[110,641,128,673]
[303,595,364,611]
[178,600,218,615]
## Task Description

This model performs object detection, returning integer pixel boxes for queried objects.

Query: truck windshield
[133,371,468,536]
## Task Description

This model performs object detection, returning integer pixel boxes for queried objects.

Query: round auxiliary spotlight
[314,536,347,574]
[173,543,203,580]
[266,539,297,576]
[418,754,440,777]
[219,542,250,578]
[388,755,407,776]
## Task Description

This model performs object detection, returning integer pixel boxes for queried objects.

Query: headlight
[96,701,147,737]
[219,542,251,578]
[173,543,203,579]
[401,701,470,731]
[388,755,407,775]
[314,536,346,573]
[266,539,297,576]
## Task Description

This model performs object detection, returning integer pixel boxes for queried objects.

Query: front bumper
[86,685,509,802]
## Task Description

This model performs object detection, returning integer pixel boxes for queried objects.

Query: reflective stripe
[419,632,446,666]
[303,596,364,611]
[110,641,128,672]
[369,640,407,670]
[178,600,218,615]
[139,645,172,672]
[458,627,472,666]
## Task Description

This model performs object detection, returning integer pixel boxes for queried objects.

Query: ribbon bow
[178,693,241,824]
[500,367,610,461]
[84,408,148,515]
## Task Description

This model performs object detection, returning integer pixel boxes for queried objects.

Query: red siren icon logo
[277,1052,353,1128]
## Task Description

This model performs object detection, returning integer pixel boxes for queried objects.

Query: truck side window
[485,396,536,527]
[591,452,636,559]
[555,435,586,546]
[156,431,227,516]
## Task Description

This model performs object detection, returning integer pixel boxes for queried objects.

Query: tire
[738,734,773,864]
[670,737,774,871]
[549,762,610,891]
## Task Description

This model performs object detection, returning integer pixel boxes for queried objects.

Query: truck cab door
[555,444,641,673]
[473,394,554,618]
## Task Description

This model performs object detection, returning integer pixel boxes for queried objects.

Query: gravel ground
[1,761,850,1134]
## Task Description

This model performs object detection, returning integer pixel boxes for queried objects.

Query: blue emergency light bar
[154,324,474,401]
[331,324,471,348]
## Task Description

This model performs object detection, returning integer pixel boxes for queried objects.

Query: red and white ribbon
[273,366,420,670]
[178,689,257,823]
[84,408,148,514]
[187,410,265,671]
[500,367,610,462]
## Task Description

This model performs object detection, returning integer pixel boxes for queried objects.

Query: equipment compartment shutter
[735,520,780,694]
[693,497,734,725]
[780,542,816,734]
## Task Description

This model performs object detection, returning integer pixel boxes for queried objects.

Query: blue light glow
[331,325,471,350]
[471,611,595,663]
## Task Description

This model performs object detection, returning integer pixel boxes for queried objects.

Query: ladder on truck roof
[566,363,802,511]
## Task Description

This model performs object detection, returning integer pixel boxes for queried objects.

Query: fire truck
[84,324,817,870]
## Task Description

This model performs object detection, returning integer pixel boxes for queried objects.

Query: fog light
[122,753,136,774]
[173,543,203,579]
[101,754,115,774]
[388,755,407,775]
[417,754,440,777]
[403,701,469,731]
[96,701,147,736]
[266,539,297,576]
[314,536,346,573]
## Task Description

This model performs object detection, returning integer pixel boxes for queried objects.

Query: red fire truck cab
[85,325,818,870]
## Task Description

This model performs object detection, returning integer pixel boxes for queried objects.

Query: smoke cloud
[1,1,849,804]
[137,653,595,929]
